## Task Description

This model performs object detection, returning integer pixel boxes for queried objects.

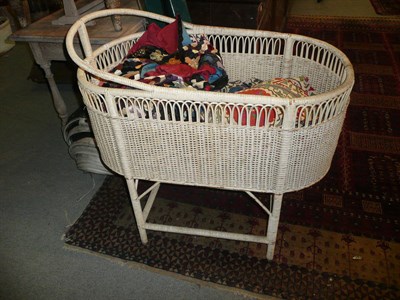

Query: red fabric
[128,20,179,55]
[230,89,277,126]
[197,64,216,80]
[145,64,197,79]
[145,63,216,80]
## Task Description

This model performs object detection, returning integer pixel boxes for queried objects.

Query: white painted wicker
[66,9,354,260]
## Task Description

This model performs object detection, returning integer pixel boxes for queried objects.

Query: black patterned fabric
[102,16,228,91]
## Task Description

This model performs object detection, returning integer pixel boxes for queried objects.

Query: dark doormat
[64,176,399,299]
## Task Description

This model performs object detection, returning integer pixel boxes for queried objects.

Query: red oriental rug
[64,16,400,299]
[369,0,400,15]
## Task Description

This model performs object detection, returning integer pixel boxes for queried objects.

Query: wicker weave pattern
[66,9,354,260]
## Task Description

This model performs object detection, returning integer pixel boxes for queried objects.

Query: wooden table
[10,0,144,126]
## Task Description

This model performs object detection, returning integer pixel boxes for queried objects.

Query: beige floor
[289,0,387,17]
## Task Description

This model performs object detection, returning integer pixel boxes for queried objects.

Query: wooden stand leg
[126,178,148,244]
[266,193,283,260]
[29,43,68,126]
[105,0,122,31]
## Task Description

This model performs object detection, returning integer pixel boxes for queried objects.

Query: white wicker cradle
[66,9,354,260]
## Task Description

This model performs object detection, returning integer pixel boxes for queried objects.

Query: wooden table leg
[105,0,122,31]
[29,42,68,126]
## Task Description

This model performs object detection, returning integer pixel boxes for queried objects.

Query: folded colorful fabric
[101,16,228,91]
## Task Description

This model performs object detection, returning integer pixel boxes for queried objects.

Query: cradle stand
[128,179,283,259]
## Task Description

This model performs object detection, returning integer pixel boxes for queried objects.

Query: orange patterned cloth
[226,77,316,126]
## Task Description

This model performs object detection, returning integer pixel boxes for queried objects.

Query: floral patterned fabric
[225,76,316,126]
